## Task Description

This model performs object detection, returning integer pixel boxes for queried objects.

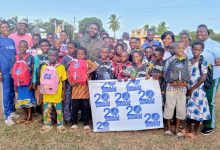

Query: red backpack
[11,54,31,86]
[67,60,88,85]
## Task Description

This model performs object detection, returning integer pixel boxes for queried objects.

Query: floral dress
[187,59,211,121]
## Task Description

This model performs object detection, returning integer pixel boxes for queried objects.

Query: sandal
[70,125,78,131]
[176,132,184,138]
[84,125,91,132]
[164,130,172,135]
[25,120,33,125]
[15,118,26,124]
[40,125,53,133]
[57,125,66,133]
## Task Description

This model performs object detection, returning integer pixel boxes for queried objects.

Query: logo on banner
[96,121,110,131]
[144,113,161,127]
[94,93,110,107]
[104,107,119,121]
[138,90,155,104]
[101,82,116,93]
[126,105,142,119]
[115,92,131,107]
[126,80,141,91]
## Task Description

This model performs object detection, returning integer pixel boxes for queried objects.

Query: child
[163,41,190,137]
[61,41,77,124]
[143,46,154,63]
[94,46,115,80]
[59,30,69,59]
[33,39,50,105]
[40,50,67,133]
[109,46,116,61]
[146,47,166,106]
[124,50,148,80]
[27,34,42,56]
[116,51,132,81]
[12,40,36,124]
[186,41,211,137]
[70,47,97,131]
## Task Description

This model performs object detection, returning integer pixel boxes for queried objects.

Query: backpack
[165,57,190,83]
[40,64,60,94]
[95,60,115,80]
[36,55,49,85]
[67,59,88,85]
[198,55,213,89]
[11,54,31,86]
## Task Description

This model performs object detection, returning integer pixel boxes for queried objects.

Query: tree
[108,14,120,39]
[156,21,168,36]
[7,16,18,32]
[143,24,149,30]
[78,17,103,34]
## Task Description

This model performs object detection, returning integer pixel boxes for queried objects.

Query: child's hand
[151,73,160,80]
[29,84,33,91]
[187,88,194,96]
[62,92,65,101]
[14,86,18,92]
[32,83,37,90]
[0,73,2,82]
[145,74,151,80]
[124,77,129,82]
[117,77,122,82]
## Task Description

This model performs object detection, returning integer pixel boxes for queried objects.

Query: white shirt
[163,51,172,60]
[202,38,220,79]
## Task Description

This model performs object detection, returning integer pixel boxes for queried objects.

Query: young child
[109,46,116,61]
[163,41,190,137]
[59,31,69,60]
[33,39,50,106]
[61,41,77,124]
[94,46,115,80]
[116,51,132,81]
[27,34,42,56]
[40,50,66,133]
[186,41,211,137]
[12,40,36,124]
[143,46,154,63]
[146,47,165,94]
[124,50,148,80]
[70,47,97,131]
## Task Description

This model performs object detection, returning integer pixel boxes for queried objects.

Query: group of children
[10,36,211,137]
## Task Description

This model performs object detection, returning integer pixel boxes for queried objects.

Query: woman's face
[180,34,189,47]
[162,34,173,47]
[0,23,10,36]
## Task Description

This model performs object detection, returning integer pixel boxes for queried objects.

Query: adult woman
[161,31,175,60]
[180,32,192,58]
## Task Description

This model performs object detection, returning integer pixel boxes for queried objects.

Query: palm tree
[108,14,120,39]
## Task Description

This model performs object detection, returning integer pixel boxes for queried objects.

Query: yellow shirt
[41,64,67,103]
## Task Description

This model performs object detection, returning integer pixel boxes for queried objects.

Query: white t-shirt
[202,38,220,79]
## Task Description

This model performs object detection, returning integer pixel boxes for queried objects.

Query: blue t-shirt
[0,35,16,74]
[141,40,162,49]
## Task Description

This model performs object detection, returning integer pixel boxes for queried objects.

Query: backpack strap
[15,54,30,62]
[198,55,204,76]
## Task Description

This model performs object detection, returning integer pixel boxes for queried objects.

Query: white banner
[89,78,164,132]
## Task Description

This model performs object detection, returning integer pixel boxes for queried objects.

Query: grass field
[0,90,219,150]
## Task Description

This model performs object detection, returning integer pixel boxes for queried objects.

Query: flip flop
[40,125,53,133]
[176,132,184,138]
[164,130,172,135]
[57,126,66,133]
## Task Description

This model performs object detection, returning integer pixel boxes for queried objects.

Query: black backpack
[198,55,213,89]
[95,60,115,80]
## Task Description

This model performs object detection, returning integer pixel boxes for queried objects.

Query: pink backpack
[40,64,60,94]
[11,54,31,86]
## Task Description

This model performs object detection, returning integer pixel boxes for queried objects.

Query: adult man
[9,19,33,54]
[0,21,19,126]
[122,32,131,53]
[141,29,162,49]
[79,23,105,60]
[196,24,220,135]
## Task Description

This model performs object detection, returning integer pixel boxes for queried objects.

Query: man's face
[17,23,27,35]
[147,31,155,41]
[88,24,99,38]
[196,27,209,42]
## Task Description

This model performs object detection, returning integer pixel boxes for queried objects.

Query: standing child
[69,47,97,131]
[94,46,115,80]
[116,51,132,81]
[12,40,36,124]
[163,41,190,137]
[40,50,66,133]
[33,39,50,106]
[61,41,77,124]
[143,46,154,63]
[186,41,211,137]
[124,50,148,80]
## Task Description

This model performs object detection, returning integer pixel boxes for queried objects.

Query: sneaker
[70,124,79,130]
[10,112,20,119]
[200,128,214,135]
[5,117,15,126]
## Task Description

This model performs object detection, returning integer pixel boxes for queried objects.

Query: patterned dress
[187,59,211,121]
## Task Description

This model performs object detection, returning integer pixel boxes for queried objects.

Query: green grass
[0,92,220,150]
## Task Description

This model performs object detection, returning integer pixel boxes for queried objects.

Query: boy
[143,46,154,63]
[40,50,67,133]
[163,41,190,137]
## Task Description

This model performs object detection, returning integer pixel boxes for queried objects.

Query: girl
[186,41,211,138]
[40,50,67,133]
[124,50,148,80]
[71,47,97,131]
[61,41,77,124]
[13,40,36,124]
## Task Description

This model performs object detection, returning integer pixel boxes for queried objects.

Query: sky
[0,0,220,38]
